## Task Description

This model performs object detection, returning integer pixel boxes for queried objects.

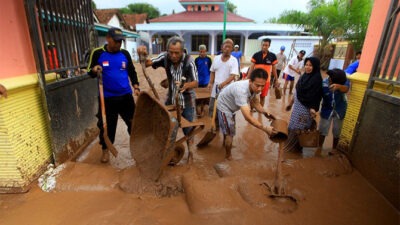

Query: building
[136,0,303,56]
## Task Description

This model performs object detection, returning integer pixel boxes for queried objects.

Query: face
[222,42,233,56]
[280,49,285,54]
[261,41,270,53]
[234,47,239,52]
[304,60,313,74]
[168,42,183,64]
[249,77,267,94]
[199,49,207,58]
[299,53,305,60]
[356,53,361,60]
[106,36,122,52]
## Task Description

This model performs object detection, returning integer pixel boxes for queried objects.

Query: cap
[234,44,239,48]
[299,50,306,55]
[107,27,125,41]
[280,46,285,50]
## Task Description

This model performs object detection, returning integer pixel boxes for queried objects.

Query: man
[0,84,7,98]
[247,38,279,107]
[138,36,198,163]
[195,45,212,88]
[87,27,140,163]
[282,50,305,95]
[274,46,287,85]
[208,38,239,119]
[195,44,212,117]
[217,68,277,160]
[344,51,361,75]
[231,44,243,73]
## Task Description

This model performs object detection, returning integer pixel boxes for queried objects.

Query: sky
[93,0,309,23]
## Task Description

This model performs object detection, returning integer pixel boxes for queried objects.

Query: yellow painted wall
[0,74,53,189]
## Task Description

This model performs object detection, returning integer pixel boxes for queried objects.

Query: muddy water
[0,64,398,225]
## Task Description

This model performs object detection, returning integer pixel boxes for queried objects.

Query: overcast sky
[93,0,309,23]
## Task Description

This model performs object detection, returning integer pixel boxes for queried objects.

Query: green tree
[92,1,96,10]
[227,1,237,14]
[120,3,161,19]
[274,0,372,67]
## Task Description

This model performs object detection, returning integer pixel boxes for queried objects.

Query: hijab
[296,56,323,111]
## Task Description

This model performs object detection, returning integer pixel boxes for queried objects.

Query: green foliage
[274,0,372,53]
[120,3,161,19]
[227,0,237,14]
[92,1,96,10]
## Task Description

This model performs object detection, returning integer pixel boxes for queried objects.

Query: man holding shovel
[216,68,277,160]
[87,27,140,163]
[137,36,199,163]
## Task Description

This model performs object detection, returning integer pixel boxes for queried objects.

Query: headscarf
[296,56,323,111]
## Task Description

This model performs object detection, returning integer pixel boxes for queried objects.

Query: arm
[329,84,349,93]
[208,72,215,89]
[0,84,7,98]
[181,59,199,92]
[246,63,256,80]
[240,105,277,136]
[250,97,276,120]
[87,48,102,77]
[272,64,279,84]
[288,64,301,74]
[218,75,235,89]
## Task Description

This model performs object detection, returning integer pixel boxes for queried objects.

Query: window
[211,6,215,11]
[198,6,201,11]
[217,35,241,51]
[191,34,209,52]
[26,0,94,81]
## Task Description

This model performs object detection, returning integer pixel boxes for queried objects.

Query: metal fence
[25,0,94,82]
[368,1,400,91]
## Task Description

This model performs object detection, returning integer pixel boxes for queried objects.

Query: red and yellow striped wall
[0,0,53,192]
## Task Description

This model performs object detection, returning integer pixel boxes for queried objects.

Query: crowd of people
[87,27,355,163]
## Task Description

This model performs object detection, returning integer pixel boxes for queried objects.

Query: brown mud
[0,64,398,225]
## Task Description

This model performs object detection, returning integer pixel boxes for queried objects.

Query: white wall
[107,15,122,28]
[125,38,138,61]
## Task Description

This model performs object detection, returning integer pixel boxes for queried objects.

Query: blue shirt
[231,51,243,66]
[88,46,138,98]
[195,56,212,86]
[344,60,359,74]
[320,78,350,120]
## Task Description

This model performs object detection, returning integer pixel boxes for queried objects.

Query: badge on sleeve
[102,61,109,67]
[122,61,126,69]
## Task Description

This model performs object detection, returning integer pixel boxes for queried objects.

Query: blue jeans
[182,107,195,136]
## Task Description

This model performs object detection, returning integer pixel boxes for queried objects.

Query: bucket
[270,119,288,143]
[297,129,319,147]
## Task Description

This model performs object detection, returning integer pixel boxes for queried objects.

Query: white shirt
[210,55,239,98]
[217,80,256,114]
[283,56,304,76]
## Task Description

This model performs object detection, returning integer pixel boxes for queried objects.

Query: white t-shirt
[283,56,304,77]
[217,80,256,114]
[210,55,239,98]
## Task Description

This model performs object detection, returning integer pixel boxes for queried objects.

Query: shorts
[218,111,236,136]
[260,81,270,97]
[319,114,343,138]
[283,73,295,81]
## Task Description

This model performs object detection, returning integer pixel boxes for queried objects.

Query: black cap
[299,50,306,55]
[107,27,125,41]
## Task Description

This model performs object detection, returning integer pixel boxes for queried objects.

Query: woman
[284,57,323,152]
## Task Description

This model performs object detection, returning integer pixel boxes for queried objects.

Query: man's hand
[329,84,339,92]
[0,84,7,98]
[93,65,102,74]
[218,83,224,90]
[310,108,317,118]
[263,111,276,121]
[137,46,148,57]
[134,88,140,96]
[263,126,278,136]
[181,83,190,93]
[207,83,213,90]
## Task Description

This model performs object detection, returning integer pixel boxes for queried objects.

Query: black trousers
[97,94,135,150]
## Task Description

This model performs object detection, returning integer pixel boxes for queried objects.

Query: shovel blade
[197,131,216,147]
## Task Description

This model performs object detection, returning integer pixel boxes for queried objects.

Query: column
[210,31,215,56]
[148,31,153,55]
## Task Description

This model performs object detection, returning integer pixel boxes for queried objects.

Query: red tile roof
[94,9,130,29]
[150,11,254,23]
[123,13,148,30]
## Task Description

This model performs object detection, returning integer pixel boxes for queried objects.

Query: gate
[25,0,99,164]
[350,0,400,209]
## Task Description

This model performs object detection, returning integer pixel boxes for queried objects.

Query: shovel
[197,87,218,147]
[97,71,118,157]
[139,53,160,100]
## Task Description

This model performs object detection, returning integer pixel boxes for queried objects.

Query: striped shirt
[151,52,198,108]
